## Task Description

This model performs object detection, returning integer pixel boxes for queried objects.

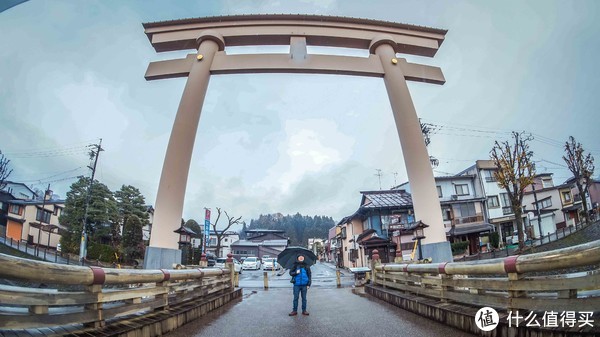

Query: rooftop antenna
[375,169,383,190]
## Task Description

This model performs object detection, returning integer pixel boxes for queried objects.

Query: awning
[447,223,494,236]
[562,204,582,212]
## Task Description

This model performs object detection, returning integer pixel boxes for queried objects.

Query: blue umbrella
[277,246,317,269]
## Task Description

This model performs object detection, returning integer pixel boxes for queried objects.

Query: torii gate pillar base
[143,246,182,269]
[420,242,453,263]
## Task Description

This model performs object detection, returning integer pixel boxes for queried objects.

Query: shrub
[451,241,469,255]
[87,243,119,263]
[489,232,500,249]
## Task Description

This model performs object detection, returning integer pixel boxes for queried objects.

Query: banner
[203,208,211,254]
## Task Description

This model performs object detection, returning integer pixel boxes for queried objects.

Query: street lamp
[412,221,428,261]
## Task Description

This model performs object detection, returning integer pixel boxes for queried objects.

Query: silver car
[242,257,261,270]
[216,257,243,273]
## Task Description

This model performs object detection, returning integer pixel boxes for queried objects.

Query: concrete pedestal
[143,246,182,269]
[420,241,453,263]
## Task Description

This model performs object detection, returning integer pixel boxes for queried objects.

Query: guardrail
[0,253,238,330]
[371,239,600,312]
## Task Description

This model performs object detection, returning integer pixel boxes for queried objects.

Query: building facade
[230,229,289,261]
[2,197,65,249]
[458,160,526,244]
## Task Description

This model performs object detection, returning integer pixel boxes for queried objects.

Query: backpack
[295,268,309,286]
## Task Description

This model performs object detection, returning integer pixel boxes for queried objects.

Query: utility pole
[79,139,104,264]
[531,181,543,240]
[375,169,383,190]
[36,184,51,257]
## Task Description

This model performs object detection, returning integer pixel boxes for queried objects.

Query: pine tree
[122,215,144,263]
[59,177,118,253]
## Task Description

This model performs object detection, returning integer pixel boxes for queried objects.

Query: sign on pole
[203,208,211,254]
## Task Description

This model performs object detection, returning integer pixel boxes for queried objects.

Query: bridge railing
[0,253,238,330]
[371,239,600,312]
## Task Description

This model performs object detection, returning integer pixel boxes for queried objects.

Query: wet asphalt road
[164,287,475,337]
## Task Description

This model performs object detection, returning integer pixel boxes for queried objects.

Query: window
[536,198,553,209]
[454,203,476,217]
[484,170,497,182]
[36,209,51,223]
[436,186,443,198]
[53,206,59,216]
[442,207,452,221]
[487,196,500,208]
[8,204,21,215]
[455,184,469,196]
[500,193,511,207]
[562,191,572,202]
[541,178,553,188]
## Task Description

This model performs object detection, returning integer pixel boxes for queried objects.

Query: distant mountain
[247,213,334,246]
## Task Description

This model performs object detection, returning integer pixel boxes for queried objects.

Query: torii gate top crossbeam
[143,14,447,57]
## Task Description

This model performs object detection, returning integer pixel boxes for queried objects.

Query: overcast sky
[1,0,598,228]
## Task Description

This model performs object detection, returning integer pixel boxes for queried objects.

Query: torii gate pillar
[144,34,223,269]
[371,37,451,262]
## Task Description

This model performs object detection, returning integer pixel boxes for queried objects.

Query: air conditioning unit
[451,195,458,201]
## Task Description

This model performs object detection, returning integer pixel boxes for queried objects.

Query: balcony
[502,206,513,215]
[452,214,484,226]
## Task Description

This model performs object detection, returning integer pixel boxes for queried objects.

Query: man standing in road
[289,255,312,316]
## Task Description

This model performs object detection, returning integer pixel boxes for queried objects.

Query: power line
[421,118,600,155]
[14,167,85,183]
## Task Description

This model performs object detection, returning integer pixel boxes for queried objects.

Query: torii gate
[142,14,451,268]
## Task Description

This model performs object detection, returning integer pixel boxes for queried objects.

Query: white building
[522,173,571,238]
[202,230,240,257]
[458,160,527,244]
[398,174,492,254]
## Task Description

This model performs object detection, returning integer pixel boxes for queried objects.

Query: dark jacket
[289,262,312,287]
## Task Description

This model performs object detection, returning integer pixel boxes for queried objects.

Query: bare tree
[0,150,13,191]
[490,132,536,251]
[211,207,242,257]
[563,136,595,225]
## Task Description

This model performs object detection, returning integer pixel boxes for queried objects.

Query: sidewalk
[320,261,352,276]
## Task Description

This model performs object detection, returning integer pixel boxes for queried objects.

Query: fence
[0,252,238,330]
[0,232,126,268]
[456,221,588,262]
[370,239,600,313]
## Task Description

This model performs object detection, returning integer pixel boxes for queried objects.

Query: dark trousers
[293,285,308,312]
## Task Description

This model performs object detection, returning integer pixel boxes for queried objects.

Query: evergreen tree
[247,213,334,246]
[114,185,150,238]
[59,177,118,254]
[122,215,144,263]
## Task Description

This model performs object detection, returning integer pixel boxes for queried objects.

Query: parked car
[507,230,528,245]
[262,258,280,270]
[215,257,243,273]
[242,256,261,270]
[215,258,227,269]
[206,252,216,267]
